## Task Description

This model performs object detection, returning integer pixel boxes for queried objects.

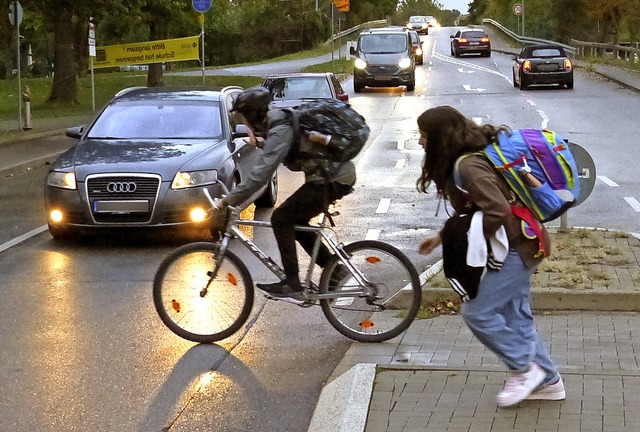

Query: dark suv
[350,28,416,93]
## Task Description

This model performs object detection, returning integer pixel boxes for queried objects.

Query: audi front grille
[86,174,161,224]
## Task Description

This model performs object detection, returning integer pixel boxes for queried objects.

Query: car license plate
[538,64,559,71]
[93,200,149,213]
[374,75,393,81]
[469,42,479,45]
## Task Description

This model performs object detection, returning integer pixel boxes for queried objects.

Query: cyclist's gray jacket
[222,109,356,208]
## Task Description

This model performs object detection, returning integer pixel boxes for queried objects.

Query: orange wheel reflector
[171,299,181,313]
[366,256,381,264]
[227,273,237,286]
[360,320,374,328]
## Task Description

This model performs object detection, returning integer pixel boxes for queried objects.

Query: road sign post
[88,18,96,111]
[9,1,24,130]
[192,0,211,85]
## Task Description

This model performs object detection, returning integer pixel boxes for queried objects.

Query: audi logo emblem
[107,181,137,193]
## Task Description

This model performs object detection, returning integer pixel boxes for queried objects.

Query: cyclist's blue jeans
[460,250,560,385]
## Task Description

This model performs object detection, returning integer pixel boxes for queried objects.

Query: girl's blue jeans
[461,250,560,385]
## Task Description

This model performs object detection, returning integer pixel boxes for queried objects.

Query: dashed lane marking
[598,176,619,187]
[375,198,391,214]
[624,197,640,212]
[365,229,381,240]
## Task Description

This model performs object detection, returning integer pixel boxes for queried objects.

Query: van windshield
[359,34,408,54]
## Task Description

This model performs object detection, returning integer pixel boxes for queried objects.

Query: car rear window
[88,101,223,139]
[263,77,332,99]
[461,31,487,38]
[359,33,408,54]
[531,48,563,57]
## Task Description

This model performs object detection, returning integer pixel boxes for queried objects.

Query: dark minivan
[350,28,416,93]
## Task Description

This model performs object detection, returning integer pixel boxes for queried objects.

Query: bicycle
[153,182,422,343]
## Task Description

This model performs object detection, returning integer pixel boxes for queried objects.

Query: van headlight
[172,169,217,189]
[47,171,77,190]
[354,58,367,70]
[398,58,412,69]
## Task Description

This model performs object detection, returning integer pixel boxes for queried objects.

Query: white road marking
[365,229,381,240]
[375,198,391,214]
[598,176,619,187]
[624,197,640,212]
[472,116,483,125]
[463,84,486,92]
[457,67,475,73]
[527,100,536,106]
[394,159,406,169]
[397,139,405,150]
[0,225,48,253]
[537,110,549,129]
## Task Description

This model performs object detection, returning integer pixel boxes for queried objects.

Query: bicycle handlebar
[202,180,230,209]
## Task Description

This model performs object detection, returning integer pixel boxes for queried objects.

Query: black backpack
[285,99,370,162]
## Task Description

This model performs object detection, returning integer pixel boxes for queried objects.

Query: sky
[438,0,470,14]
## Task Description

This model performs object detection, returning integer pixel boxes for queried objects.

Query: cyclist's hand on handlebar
[213,198,227,210]
[418,234,441,255]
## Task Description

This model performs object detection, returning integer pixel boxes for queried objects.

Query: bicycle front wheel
[153,242,254,343]
[319,240,421,343]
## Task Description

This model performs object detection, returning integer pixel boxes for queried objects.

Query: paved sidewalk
[311,311,640,432]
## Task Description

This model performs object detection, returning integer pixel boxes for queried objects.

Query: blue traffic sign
[192,0,211,13]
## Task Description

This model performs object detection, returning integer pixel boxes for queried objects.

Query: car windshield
[87,101,223,139]
[359,34,408,54]
[409,16,425,23]
[264,77,332,99]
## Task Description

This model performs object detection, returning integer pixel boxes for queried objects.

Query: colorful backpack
[456,129,580,223]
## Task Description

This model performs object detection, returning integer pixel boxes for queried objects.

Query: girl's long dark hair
[416,106,510,198]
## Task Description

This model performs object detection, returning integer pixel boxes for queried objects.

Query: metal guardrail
[482,18,576,56]
[571,39,640,62]
[484,18,639,63]
[325,19,387,44]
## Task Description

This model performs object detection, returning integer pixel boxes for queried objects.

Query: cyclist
[214,87,354,303]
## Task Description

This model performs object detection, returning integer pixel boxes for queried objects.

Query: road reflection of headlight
[398,58,412,69]
[354,58,367,70]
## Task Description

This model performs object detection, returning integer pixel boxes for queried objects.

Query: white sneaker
[525,377,566,400]
[496,364,546,407]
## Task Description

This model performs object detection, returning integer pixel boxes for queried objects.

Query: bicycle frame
[203,189,370,301]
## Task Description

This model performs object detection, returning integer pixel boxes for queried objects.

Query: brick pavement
[330,312,640,432]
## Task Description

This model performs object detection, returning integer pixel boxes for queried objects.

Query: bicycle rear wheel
[319,240,421,343]
[153,242,254,343]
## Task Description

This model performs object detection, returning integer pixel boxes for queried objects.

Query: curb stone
[307,363,376,432]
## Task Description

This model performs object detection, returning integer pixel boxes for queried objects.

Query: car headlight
[171,169,218,190]
[354,58,367,70]
[398,57,412,69]
[47,171,77,190]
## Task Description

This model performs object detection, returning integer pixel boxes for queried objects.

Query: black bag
[286,99,370,162]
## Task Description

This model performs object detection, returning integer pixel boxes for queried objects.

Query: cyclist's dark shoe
[256,280,304,304]
[328,264,350,291]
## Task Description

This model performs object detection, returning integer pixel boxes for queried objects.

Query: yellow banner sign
[93,36,200,69]
[333,0,349,12]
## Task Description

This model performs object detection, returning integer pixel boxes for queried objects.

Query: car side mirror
[450,35,454,39]
[349,46,356,55]
[337,93,349,102]
[66,126,84,139]
[232,124,250,140]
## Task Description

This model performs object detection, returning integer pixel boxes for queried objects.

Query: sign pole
[200,13,205,85]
